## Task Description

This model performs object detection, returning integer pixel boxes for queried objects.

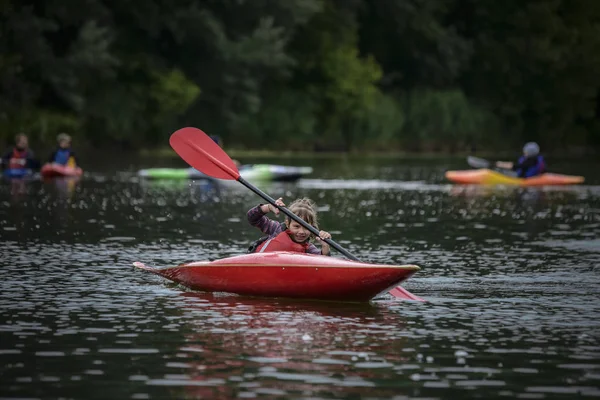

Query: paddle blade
[467,156,490,169]
[169,127,240,180]
[388,286,426,301]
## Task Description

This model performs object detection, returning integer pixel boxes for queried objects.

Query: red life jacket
[8,148,28,169]
[255,230,309,253]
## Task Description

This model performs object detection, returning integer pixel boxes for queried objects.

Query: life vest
[517,155,545,178]
[247,222,286,253]
[8,148,28,169]
[255,230,310,253]
[53,149,72,165]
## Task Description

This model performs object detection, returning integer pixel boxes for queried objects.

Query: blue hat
[209,135,221,145]
[523,142,540,156]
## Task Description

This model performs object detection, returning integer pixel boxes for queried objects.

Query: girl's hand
[262,198,285,215]
[318,230,331,240]
[317,230,331,255]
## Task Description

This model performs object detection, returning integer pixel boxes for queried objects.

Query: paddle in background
[169,127,425,302]
[467,156,517,177]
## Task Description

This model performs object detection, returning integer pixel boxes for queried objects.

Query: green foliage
[401,90,499,151]
[321,47,382,116]
[0,109,80,144]
[459,0,600,149]
[290,1,385,150]
[149,69,200,138]
[232,90,317,150]
[317,47,384,150]
[343,93,406,151]
[80,67,199,147]
[1,0,599,153]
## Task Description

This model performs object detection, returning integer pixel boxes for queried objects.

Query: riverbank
[138,146,596,160]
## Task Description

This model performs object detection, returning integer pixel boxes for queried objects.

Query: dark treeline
[2,0,600,153]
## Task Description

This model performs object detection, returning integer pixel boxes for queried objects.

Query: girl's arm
[306,240,331,256]
[495,161,513,169]
[306,244,321,255]
[247,201,284,236]
[317,230,331,256]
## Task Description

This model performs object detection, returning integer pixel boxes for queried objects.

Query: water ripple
[1,164,599,399]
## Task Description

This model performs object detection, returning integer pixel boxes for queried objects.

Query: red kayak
[41,163,83,178]
[134,252,420,302]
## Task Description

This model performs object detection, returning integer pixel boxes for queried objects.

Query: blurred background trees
[1,0,599,153]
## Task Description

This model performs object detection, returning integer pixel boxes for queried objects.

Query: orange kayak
[134,252,420,302]
[445,169,584,186]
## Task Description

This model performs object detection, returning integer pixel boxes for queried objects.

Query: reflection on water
[44,176,82,199]
[1,159,599,399]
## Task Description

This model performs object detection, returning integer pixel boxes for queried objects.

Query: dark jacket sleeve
[306,243,322,255]
[247,205,283,236]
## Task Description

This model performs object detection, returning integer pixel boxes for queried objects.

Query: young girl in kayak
[247,197,331,255]
[48,133,79,167]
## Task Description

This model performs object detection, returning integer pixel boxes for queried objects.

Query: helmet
[523,142,540,157]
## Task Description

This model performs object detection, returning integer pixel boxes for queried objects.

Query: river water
[1,156,599,399]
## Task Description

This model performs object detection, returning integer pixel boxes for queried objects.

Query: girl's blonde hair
[57,133,71,143]
[285,197,319,234]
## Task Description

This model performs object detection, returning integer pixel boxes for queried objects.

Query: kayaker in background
[1,133,39,170]
[47,133,79,167]
[247,197,331,255]
[210,134,240,167]
[496,142,546,178]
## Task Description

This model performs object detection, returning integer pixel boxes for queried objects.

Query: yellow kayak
[445,169,584,186]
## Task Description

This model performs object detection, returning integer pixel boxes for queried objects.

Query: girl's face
[16,136,28,149]
[287,220,310,243]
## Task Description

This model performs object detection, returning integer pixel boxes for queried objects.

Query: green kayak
[138,164,313,182]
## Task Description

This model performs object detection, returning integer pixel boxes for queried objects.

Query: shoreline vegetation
[2,1,599,153]
[138,146,596,160]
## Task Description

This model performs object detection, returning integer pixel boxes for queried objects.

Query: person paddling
[247,197,331,255]
[47,133,79,167]
[496,142,546,178]
[1,133,39,170]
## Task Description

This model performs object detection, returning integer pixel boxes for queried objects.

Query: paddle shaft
[238,176,360,261]
[467,156,517,177]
